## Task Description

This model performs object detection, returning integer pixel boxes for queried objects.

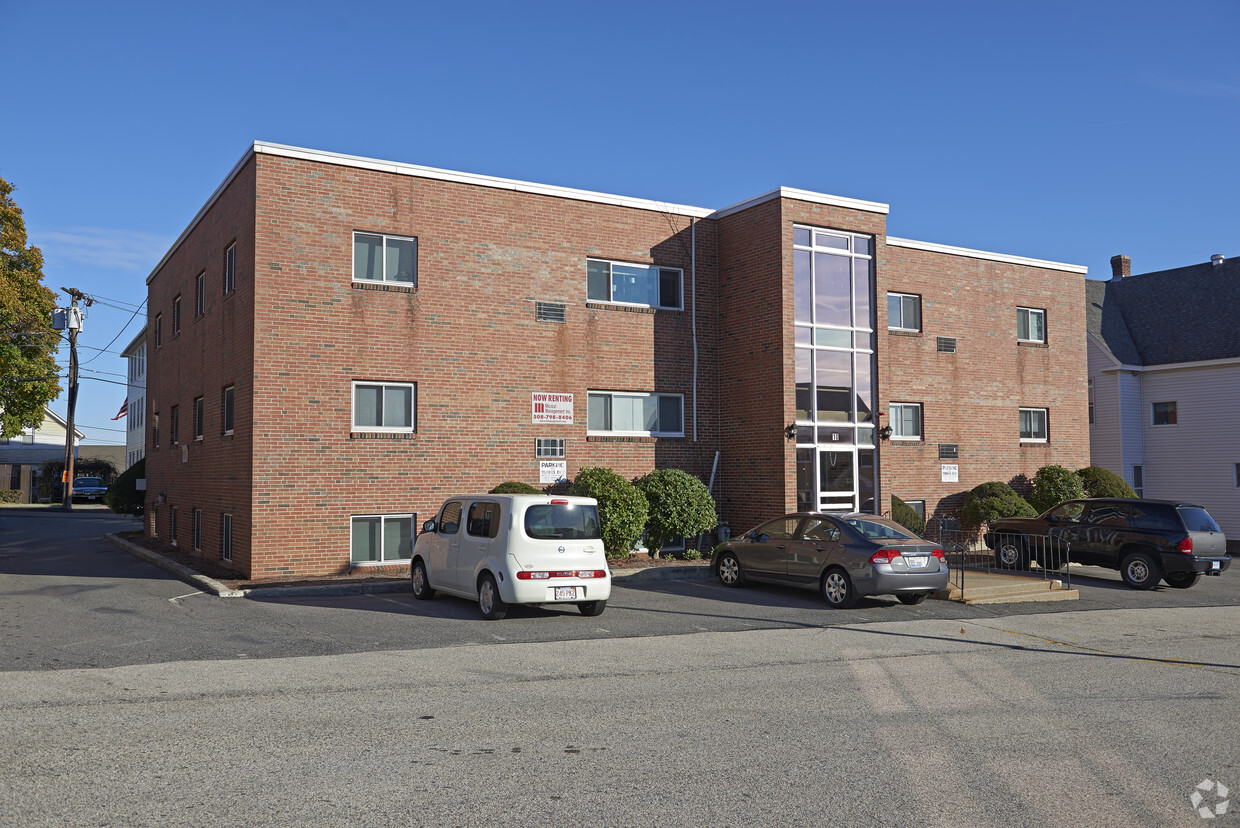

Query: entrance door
[817,448,857,512]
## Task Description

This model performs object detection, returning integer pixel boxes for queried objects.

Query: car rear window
[524,503,601,540]
[845,518,917,541]
[1178,507,1221,533]
[1129,503,1180,532]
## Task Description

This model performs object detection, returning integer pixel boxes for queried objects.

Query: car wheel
[477,573,508,620]
[995,538,1028,570]
[1163,572,1201,589]
[1120,551,1161,590]
[410,558,435,600]
[897,592,928,605]
[716,551,744,587]
[821,568,858,609]
[578,600,606,617]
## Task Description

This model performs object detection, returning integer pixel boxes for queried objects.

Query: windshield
[524,503,601,540]
[845,517,918,541]
[74,478,103,487]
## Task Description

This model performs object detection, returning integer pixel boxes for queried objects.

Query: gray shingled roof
[1086,256,1240,365]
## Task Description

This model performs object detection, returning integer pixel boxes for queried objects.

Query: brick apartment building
[144,142,1089,579]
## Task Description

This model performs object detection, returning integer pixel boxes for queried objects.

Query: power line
[81,296,146,367]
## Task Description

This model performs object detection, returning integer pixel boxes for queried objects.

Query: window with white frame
[1017,307,1045,343]
[587,259,683,310]
[194,396,203,440]
[155,314,162,347]
[536,438,565,458]
[353,232,417,284]
[352,382,415,432]
[1132,465,1143,497]
[221,513,233,561]
[1152,401,1177,425]
[887,293,921,332]
[224,242,236,293]
[351,514,414,563]
[1234,463,1239,488]
[172,295,181,334]
[1019,407,1048,442]
[889,403,922,440]
[587,391,683,437]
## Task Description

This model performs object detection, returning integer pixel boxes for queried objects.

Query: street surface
[2,510,1238,826]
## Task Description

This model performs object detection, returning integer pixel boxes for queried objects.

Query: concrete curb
[611,565,713,584]
[106,533,246,598]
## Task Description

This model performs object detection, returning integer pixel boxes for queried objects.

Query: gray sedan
[711,513,950,608]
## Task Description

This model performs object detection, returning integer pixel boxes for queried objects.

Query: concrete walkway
[939,569,1079,604]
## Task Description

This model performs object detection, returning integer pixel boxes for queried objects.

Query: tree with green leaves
[0,178,60,437]
[634,468,718,559]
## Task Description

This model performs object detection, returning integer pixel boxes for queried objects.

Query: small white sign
[941,464,959,483]
[539,460,568,484]
[532,392,574,424]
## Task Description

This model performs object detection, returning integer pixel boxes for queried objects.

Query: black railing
[922,521,1072,595]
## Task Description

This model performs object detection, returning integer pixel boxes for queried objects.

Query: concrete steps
[936,571,1079,605]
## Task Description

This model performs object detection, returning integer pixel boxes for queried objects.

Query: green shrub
[1029,464,1086,513]
[891,495,925,536]
[489,480,543,494]
[682,547,702,561]
[570,467,647,560]
[962,481,1037,525]
[104,458,145,516]
[634,468,718,559]
[1076,466,1137,499]
[0,489,18,503]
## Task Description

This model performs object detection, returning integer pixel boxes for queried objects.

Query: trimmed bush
[570,467,648,560]
[1076,466,1137,499]
[962,481,1037,525]
[891,495,925,536]
[104,458,145,516]
[1029,464,1086,513]
[634,468,718,559]
[0,489,19,503]
[489,481,543,494]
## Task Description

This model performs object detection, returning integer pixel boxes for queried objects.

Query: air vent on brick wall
[535,301,567,323]
[936,336,957,353]
[939,444,959,460]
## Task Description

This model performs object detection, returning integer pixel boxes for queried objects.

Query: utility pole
[58,288,92,510]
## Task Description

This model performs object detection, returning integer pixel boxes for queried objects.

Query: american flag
[111,399,128,420]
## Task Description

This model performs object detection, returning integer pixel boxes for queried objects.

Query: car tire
[821,568,858,609]
[716,551,744,587]
[477,573,508,620]
[995,538,1028,571]
[410,558,435,600]
[1163,572,1201,589]
[1119,551,1161,590]
[578,600,606,617]
[896,592,928,605]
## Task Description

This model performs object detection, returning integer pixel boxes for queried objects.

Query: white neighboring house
[1087,253,1240,538]
[0,407,85,503]
[121,327,146,469]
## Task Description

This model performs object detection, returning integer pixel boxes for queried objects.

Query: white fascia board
[121,327,147,357]
[1102,355,1240,373]
[886,236,1088,275]
[712,187,890,219]
[253,142,716,219]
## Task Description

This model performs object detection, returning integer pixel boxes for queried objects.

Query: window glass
[351,516,380,562]
[801,517,841,543]
[1085,503,1128,526]
[1020,408,1047,441]
[1152,401,1177,425]
[438,502,463,534]
[587,259,681,309]
[524,503,602,540]
[814,252,851,327]
[384,516,413,559]
[1018,307,1045,342]
[587,393,611,431]
[386,238,416,283]
[383,385,413,428]
[467,502,501,538]
[891,403,922,439]
[794,249,812,323]
[353,382,414,430]
[755,517,801,541]
[658,269,680,308]
[587,260,610,301]
[793,227,811,246]
[588,392,681,435]
[658,395,682,435]
[354,233,384,281]
[815,349,851,422]
[854,258,872,330]
[223,386,235,434]
[855,354,873,423]
[795,349,812,420]
[1129,503,1178,532]
[1178,507,1221,533]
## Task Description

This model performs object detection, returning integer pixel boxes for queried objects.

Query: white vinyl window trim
[887,293,921,332]
[351,514,414,563]
[587,391,685,437]
[353,232,417,285]
[587,258,683,310]
[1017,307,1046,343]
[889,403,923,440]
[352,381,416,432]
[1019,407,1049,442]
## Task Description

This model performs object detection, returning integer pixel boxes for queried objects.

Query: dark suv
[984,498,1230,590]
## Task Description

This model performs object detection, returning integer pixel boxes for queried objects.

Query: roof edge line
[887,236,1088,274]
[711,186,889,219]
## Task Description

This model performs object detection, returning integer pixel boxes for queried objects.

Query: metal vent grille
[535,301,567,323]
[936,336,957,353]
[939,444,959,460]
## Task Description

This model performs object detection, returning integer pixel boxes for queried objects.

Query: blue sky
[3,0,1237,446]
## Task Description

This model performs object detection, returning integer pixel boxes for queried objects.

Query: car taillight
[516,571,551,580]
[1178,537,1193,554]
[516,570,607,580]
[870,549,903,564]
[931,549,946,561]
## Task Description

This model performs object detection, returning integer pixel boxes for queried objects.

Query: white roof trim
[1095,355,1240,373]
[713,186,889,219]
[886,236,1088,274]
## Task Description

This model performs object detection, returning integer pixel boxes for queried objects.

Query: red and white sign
[532,393,573,424]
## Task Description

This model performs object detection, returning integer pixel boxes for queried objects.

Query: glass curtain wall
[793,225,876,513]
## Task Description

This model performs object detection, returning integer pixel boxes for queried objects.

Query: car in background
[412,494,610,619]
[71,477,108,503]
[984,498,1230,590]
[710,513,949,608]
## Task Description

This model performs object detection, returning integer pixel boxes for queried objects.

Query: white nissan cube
[411,494,611,620]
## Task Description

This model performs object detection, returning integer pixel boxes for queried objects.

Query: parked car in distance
[984,498,1230,590]
[71,477,108,503]
[411,494,610,620]
[710,513,949,608]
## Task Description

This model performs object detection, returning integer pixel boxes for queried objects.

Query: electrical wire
[80,296,146,367]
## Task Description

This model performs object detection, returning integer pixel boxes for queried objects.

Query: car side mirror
[1046,515,1060,524]
[747,529,758,540]
[421,519,437,534]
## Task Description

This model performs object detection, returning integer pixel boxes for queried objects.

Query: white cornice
[886,236,1088,275]
[713,186,889,219]
[1094,355,1240,373]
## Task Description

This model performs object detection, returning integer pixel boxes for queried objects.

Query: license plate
[906,556,927,568]
[1213,561,1221,571]
[554,587,577,600]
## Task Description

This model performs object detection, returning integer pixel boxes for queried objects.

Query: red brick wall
[877,244,1089,522]
[144,158,257,572]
